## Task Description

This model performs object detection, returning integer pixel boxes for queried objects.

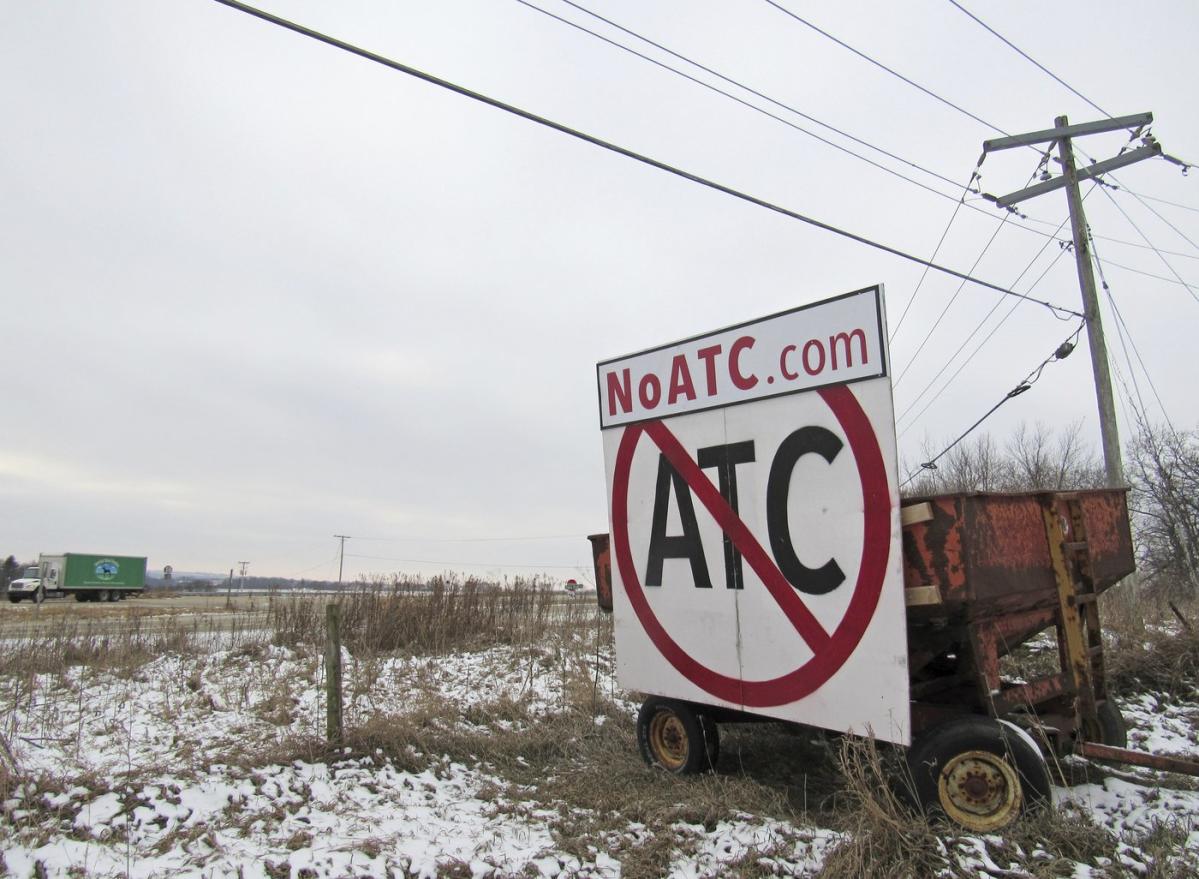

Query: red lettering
[729,336,758,390]
[696,344,722,395]
[606,368,632,416]
[667,354,696,404]
[779,344,799,381]
[802,339,826,375]
[638,373,662,409]
[829,328,868,369]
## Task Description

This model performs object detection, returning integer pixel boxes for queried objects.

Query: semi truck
[6,553,147,603]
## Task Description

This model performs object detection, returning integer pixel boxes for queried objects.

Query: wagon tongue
[1076,741,1199,777]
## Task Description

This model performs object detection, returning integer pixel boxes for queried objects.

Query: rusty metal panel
[1057,491,1135,590]
[587,533,613,612]
[902,489,1133,615]
[902,497,967,598]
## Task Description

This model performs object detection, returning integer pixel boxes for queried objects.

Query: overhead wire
[894,183,1093,432]
[531,0,968,192]
[888,164,978,343]
[1097,185,1199,305]
[941,2,1199,271]
[760,0,1008,136]
[1087,228,1179,433]
[899,322,1086,488]
[516,0,1066,246]
[945,0,1109,117]
[896,244,1070,437]
[759,0,1199,261]
[352,533,579,543]
[346,552,585,570]
[892,149,1052,385]
[207,0,1082,318]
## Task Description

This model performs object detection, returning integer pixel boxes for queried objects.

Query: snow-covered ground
[1,637,1196,877]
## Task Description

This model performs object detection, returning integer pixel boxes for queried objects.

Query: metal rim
[937,749,1022,831]
[647,710,689,771]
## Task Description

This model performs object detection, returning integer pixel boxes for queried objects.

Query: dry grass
[266,575,594,654]
[816,737,947,879]
[1103,593,1199,699]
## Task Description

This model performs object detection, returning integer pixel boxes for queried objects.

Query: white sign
[598,285,910,745]
[597,288,885,429]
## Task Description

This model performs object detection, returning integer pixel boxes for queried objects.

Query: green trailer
[39,553,147,602]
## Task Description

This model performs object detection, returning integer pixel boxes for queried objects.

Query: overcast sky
[3,0,1196,582]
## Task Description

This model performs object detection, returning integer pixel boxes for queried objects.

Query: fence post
[325,603,343,745]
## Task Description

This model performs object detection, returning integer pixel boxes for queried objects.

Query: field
[1,586,1197,878]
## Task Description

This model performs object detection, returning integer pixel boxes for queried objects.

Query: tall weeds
[267,575,595,653]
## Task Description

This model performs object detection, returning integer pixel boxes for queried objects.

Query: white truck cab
[7,565,45,603]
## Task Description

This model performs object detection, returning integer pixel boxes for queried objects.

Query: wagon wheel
[906,716,1051,832]
[1083,699,1127,748]
[1076,698,1128,765]
[636,698,717,775]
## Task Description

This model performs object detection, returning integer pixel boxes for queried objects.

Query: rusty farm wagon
[588,486,1199,832]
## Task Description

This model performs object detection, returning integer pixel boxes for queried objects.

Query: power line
[943,3,1199,265]
[756,1,1198,261]
[1109,189,1199,215]
[892,150,1053,382]
[1096,255,1199,288]
[1088,230,1178,433]
[208,0,1082,318]
[761,0,1009,136]
[1097,184,1199,305]
[352,533,581,543]
[900,323,1085,488]
[897,241,1072,437]
[892,209,1015,387]
[534,0,968,193]
[889,166,978,342]
[346,552,585,570]
[945,1,1109,118]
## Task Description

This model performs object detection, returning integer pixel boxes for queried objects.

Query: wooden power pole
[985,112,1160,487]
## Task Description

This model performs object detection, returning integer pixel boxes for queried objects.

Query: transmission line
[1098,185,1199,305]
[1088,230,1178,433]
[893,151,1051,383]
[208,0,1080,317]
[945,0,1109,117]
[896,244,1070,437]
[899,323,1085,488]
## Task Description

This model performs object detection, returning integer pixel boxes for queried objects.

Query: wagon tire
[906,716,1051,832]
[1095,700,1128,748]
[637,698,716,775]
[98,590,110,603]
[8,596,19,604]
[75,593,88,602]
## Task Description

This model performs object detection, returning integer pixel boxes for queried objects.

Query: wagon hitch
[1075,741,1199,777]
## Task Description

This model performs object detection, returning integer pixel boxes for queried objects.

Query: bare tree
[1005,420,1104,491]
[902,422,1102,496]
[1126,418,1199,597]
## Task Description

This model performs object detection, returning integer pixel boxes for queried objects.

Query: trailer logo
[95,559,120,581]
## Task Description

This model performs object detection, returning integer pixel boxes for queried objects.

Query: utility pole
[238,560,249,592]
[985,111,1160,488]
[333,535,351,587]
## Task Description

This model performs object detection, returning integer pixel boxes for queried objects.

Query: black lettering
[646,455,713,588]
[766,426,846,595]
[697,441,756,589]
